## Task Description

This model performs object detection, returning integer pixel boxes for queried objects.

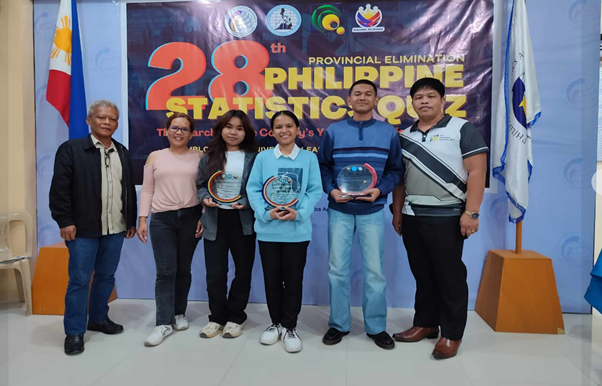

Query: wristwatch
[464,210,479,219]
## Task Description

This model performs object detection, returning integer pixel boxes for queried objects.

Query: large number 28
[146,40,271,111]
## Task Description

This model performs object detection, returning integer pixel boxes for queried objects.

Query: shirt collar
[274,144,300,160]
[91,134,116,151]
[410,114,452,132]
[346,117,376,128]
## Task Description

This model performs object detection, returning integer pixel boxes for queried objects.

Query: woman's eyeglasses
[167,126,191,134]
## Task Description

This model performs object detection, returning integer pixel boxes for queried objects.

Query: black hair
[410,78,445,98]
[349,79,378,96]
[205,110,258,176]
[270,110,300,129]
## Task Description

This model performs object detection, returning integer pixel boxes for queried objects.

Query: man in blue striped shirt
[318,79,404,350]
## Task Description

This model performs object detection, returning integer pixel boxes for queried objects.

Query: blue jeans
[64,232,125,335]
[327,209,387,335]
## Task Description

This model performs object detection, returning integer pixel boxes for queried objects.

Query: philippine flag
[46,0,88,139]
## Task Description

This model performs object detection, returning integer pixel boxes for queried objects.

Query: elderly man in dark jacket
[49,100,137,355]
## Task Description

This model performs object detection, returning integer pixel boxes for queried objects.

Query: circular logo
[224,6,257,38]
[356,5,383,28]
[266,5,301,37]
[311,5,345,35]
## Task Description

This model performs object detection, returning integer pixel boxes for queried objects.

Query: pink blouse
[139,149,201,217]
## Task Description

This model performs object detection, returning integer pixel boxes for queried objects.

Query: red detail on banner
[146,42,207,111]
[46,69,71,125]
[210,40,272,107]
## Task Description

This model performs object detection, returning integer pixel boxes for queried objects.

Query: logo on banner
[267,5,301,36]
[225,6,257,38]
[352,4,385,33]
[311,4,345,35]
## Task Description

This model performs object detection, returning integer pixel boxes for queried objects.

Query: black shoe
[367,331,395,350]
[87,318,124,335]
[322,328,350,346]
[64,334,84,355]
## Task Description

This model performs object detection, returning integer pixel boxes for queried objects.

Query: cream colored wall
[0,0,36,301]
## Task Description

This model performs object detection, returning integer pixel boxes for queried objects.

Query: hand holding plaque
[208,170,243,204]
[337,163,377,198]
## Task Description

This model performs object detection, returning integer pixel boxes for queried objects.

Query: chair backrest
[9,210,33,258]
[0,212,13,261]
[0,210,33,262]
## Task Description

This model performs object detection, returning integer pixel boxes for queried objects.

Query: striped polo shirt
[400,114,488,217]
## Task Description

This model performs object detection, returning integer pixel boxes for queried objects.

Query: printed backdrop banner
[127,0,493,184]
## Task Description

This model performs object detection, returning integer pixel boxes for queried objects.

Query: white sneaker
[173,314,189,331]
[222,321,245,338]
[144,325,173,347]
[259,324,281,345]
[282,328,302,353]
[200,322,224,338]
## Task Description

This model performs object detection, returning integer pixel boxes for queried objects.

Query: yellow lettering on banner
[288,67,312,90]
[265,96,287,119]
[265,68,287,90]
[288,97,309,118]
[254,98,265,119]
[380,66,403,88]
[406,96,418,119]
[446,95,467,118]
[355,66,379,82]
[308,57,316,65]
[416,65,443,82]
[343,66,354,89]
[377,95,405,125]
[445,65,464,88]
[310,97,320,119]
[314,67,324,90]
[404,66,415,88]
[188,97,208,119]
[232,97,253,113]
[325,67,342,89]
[166,97,187,117]
[208,98,230,120]
[321,96,347,119]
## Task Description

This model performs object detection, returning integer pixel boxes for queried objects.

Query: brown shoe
[432,337,461,359]
[392,326,439,342]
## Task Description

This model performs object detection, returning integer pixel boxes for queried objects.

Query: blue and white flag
[492,0,541,223]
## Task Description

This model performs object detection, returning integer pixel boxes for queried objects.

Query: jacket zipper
[359,121,364,141]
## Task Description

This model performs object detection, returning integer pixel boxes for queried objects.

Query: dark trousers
[203,209,256,325]
[402,215,468,341]
[259,241,309,329]
[150,205,201,326]
[64,232,125,335]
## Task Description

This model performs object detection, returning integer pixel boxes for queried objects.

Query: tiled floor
[1,299,601,386]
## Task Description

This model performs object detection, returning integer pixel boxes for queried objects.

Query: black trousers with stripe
[402,214,468,341]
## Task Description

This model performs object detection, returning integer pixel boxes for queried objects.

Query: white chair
[0,210,34,315]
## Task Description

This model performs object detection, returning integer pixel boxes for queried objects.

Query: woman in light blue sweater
[247,110,323,353]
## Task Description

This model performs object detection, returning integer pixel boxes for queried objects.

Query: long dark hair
[206,110,258,176]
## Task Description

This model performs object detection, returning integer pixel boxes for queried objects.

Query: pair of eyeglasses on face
[167,126,191,134]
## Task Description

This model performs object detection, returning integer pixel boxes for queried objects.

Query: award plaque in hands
[336,163,377,198]
[208,170,242,204]
[262,175,299,209]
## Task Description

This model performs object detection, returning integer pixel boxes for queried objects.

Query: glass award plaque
[262,175,299,208]
[336,163,377,197]
[207,170,242,204]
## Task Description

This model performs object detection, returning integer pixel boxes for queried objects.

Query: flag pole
[514,220,523,255]
[514,0,526,256]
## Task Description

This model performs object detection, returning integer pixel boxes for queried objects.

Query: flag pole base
[475,249,565,334]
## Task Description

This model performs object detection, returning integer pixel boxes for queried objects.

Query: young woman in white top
[197,110,258,339]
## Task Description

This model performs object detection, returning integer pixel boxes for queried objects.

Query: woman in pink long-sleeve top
[136,112,203,347]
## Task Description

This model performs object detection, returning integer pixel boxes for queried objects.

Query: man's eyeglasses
[167,126,191,134]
